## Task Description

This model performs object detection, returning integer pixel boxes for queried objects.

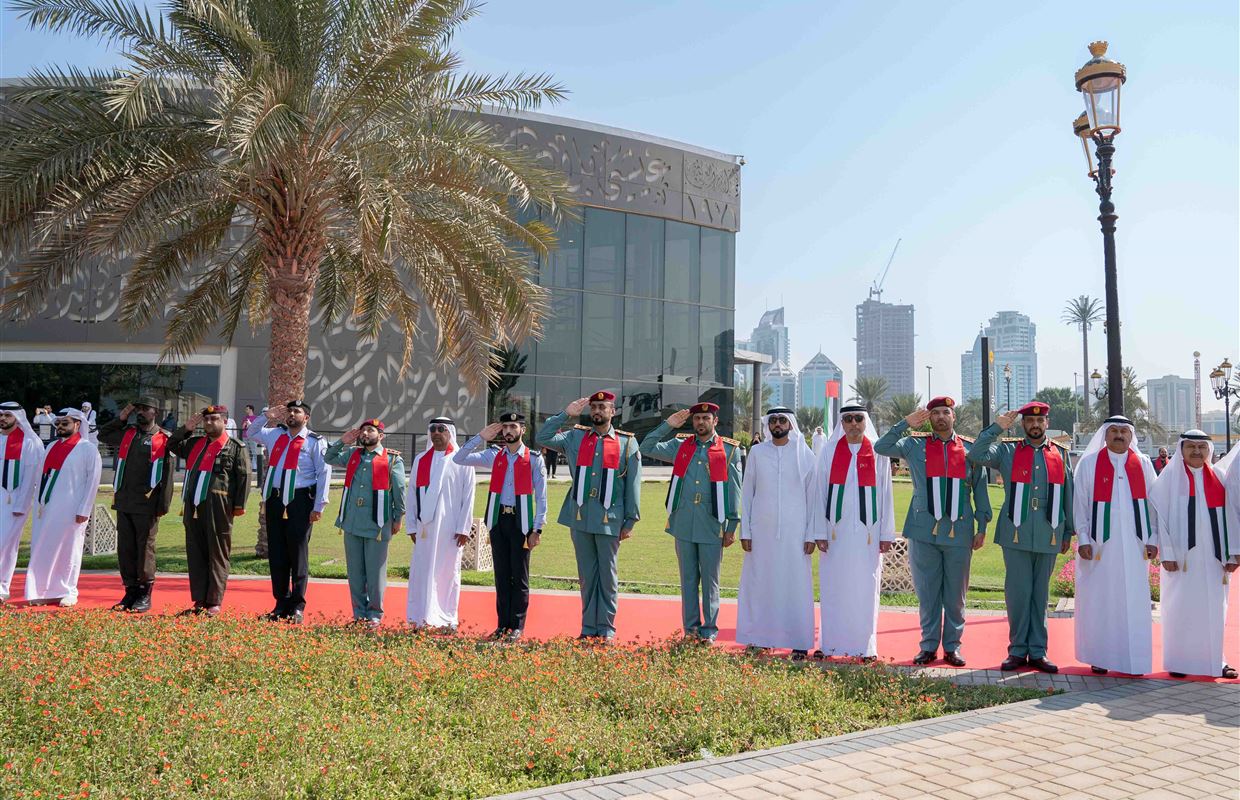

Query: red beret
[360,418,385,431]
[201,405,228,416]
[927,396,956,410]
[690,402,720,415]
[1018,402,1050,417]
[589,391,616,403]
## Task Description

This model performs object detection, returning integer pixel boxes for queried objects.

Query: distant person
[1153,447,1170,474]
[543,446,557,478]
[241,405,260,470]
[32,406,55,444]
[80,401,98,444]
[162,411,178,431]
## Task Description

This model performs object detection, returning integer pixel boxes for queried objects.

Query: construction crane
[868,238,901,302]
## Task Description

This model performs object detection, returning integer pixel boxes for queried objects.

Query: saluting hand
[994,410,1019,431]
[184,413,203,431]
[566,397,589,417]
[340,428,361,445]
[904,408,931,428]
[265,405,288,423]
[119,403,135,421]
[667,409,691,429]
[479,422,503,441]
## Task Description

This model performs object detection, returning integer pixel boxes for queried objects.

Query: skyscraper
[763,360,798,409]
[1146,375,1195,433]
[855,299,914,396]
[961,311,1038,410]
[798,351,844,410]
[749,307,791,366]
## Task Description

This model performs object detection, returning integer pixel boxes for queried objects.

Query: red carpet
[7,571,1238,683]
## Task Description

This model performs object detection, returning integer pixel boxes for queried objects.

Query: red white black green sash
[1,428,25,493]
[925,436,968,521]
[826,436,878,527]
[336,447,392,532]
[38,433,81,510]
[1091,450,1150,544]
[183,433,229,515]
[574,431,620,510]
[1008,442,1065,529]
[114,427,168,493]
[412,444,455,523]
[666,435,729,525]
[1186,463,1229,563]
[261,432,306,507]
[485,445,535,534]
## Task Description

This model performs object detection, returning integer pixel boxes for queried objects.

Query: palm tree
[795,406,824,437]
[1092,368,1166,441]
[732,383,773,434]
[1062,296,1104,429]
[850,376,889,416]
[0,0,572,405]
[881,392,922,430]
[953,397,984,438]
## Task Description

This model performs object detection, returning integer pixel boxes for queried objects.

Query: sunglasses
[842,415,865,423]
[428,424,449,433]
[769,416,789,425]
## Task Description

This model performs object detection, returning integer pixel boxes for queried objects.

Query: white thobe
[1155,466,1237,677]
[0,430,44,599]
[405,452,476,627]
[1071,449,1158,674]
[737,443,816,651]
[25,439,102,602]
[812,441,895,657]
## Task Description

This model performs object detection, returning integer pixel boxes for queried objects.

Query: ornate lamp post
[1003,363,1012,411]
[1090,369,1106,401]
[1073,41,1127,416]
[1210,358,1238,452]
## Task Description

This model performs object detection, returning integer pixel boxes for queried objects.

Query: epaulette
[1001,436,1023,443]
[675,432,694,440]
[308,431,322,440]
[1050,439,1070,451]
[958,434,975,443]
[908,431,930,438]
[615,429,634,437]
[387,448,402,456]
[721,436,740,446]
[573,424,591,432]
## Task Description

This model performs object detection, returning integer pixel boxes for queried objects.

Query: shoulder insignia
[909,431,930,438]
[1000,437,1023,443]
[573,424,592,432]
[1050,440,1070,451]
[675,432,694,440]
[721,436,740,446]
[387,449,402,456]
[958,434,976,443]
[615,429,634,437]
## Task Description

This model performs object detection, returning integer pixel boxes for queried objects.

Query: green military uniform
[536,408,641,638]
[969,422,1075,662]
[167,420,250,609]
[875,419,992,656]
[324,437,407,623]
[640,420,742,641]
[98,403,176,611]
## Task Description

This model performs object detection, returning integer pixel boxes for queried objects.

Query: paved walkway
[491,680,1240,800]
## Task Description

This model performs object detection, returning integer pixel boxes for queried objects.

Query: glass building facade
[488,206,736,440]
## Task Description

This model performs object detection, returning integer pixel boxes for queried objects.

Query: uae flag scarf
[336,447,392,535]
[182,433,230,517]
[261,432,307,517]
[485,446,536,534]
[574,431,620,519]
[925,435,968,523]
[1008,442,1066,542]
[1091,449,1151,552]
[1185,462,1229,564]
[826,436,878,537]
[666,435,729,525]
[412,443,455,523]
[114,427,168,494]
[2,426,25,495]
[38,432,82,514]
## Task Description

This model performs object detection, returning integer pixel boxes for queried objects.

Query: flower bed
[0,611,1044,799]
[1052,556,1161,601]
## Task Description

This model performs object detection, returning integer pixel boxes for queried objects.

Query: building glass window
[581,293,623,380]
[663,301,699,383]
[488,374,534,443]
[544,216,582,289]
[699,308,734,387]
[538,291,583,376]
[534,377,583,429]
[623,298,663,382]
[664,221,700,303]
[624,214,664,298]
[700,228,734,308]
[583,208,625,293]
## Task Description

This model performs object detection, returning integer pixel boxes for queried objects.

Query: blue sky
[2,1,1236,409]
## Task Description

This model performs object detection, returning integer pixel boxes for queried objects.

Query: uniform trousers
[184,493,234,607]
[116,511,159,589]
[570,528,620,637]
[675,539,723,639]
[343,531,389,621]
[266,487,315,615]
[489,512,531,631]
[910,539,973,654]
[1002,547,1058,659]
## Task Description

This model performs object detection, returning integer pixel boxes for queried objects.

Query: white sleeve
[455,465,477,536]
[1141,458,1159,549]
[808,449,828,542]
[77,447,103,519]
[739,453,756,540]
[14,437,44,515]
[404,456,419,533]
[1072,455,1094,546]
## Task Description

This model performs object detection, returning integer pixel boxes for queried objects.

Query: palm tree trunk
[1080,324,1090,428]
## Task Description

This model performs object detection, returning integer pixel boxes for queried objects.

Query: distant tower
[1193,351,1202,429]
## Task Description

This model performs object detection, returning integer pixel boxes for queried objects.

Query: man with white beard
[0,402,45,603]
[1151,431,1240,678]
[811,404,895,659]
[25,408,102,606]
[737,407,816,658]
[1071,416,1159,675]
[405,417,476,631]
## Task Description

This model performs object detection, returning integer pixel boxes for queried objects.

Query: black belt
[269,486,314,499]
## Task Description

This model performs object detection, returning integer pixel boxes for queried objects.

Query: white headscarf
[814,405,887,533]
[1080,414,1142,462]
[1150,430,1218,564]
[57,407,87,424]
[820,404,880,454]
[0,402,37,442]
[1215,442,1239,476]
[411,416,458,524]
[753,406,814,479]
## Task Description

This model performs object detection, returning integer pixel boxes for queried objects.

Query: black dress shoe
[111,587,137,612]
[1168,671,1187,678]
[943,651,966,667]
[1000,655,1028,671]
[1091,666,1109,675]
[287,610,304,625]
[128,584,152,614]
[790,650,807,661]
[262,608,284,621]
[1223,665,1238,679]
[811,649,825,660]
[912,650,936,665]
[1028,657,1058,673]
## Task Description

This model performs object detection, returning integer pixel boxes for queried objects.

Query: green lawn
[21,482,1070,605]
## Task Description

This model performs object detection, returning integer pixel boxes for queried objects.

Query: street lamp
[926,365,932,399]
[1210,358,1238,452]
[1090,369,1106,400]
[1073,41,1127,416]
[1003,364,1012,411]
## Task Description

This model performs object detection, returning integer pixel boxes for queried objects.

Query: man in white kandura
[1150,431,1239,679]
[405,417,476,629]
[25,408,102,606]
[811,404,895,659]
[1072,415,1159,675]
[0,402,45,603]
[737,407,816,658]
